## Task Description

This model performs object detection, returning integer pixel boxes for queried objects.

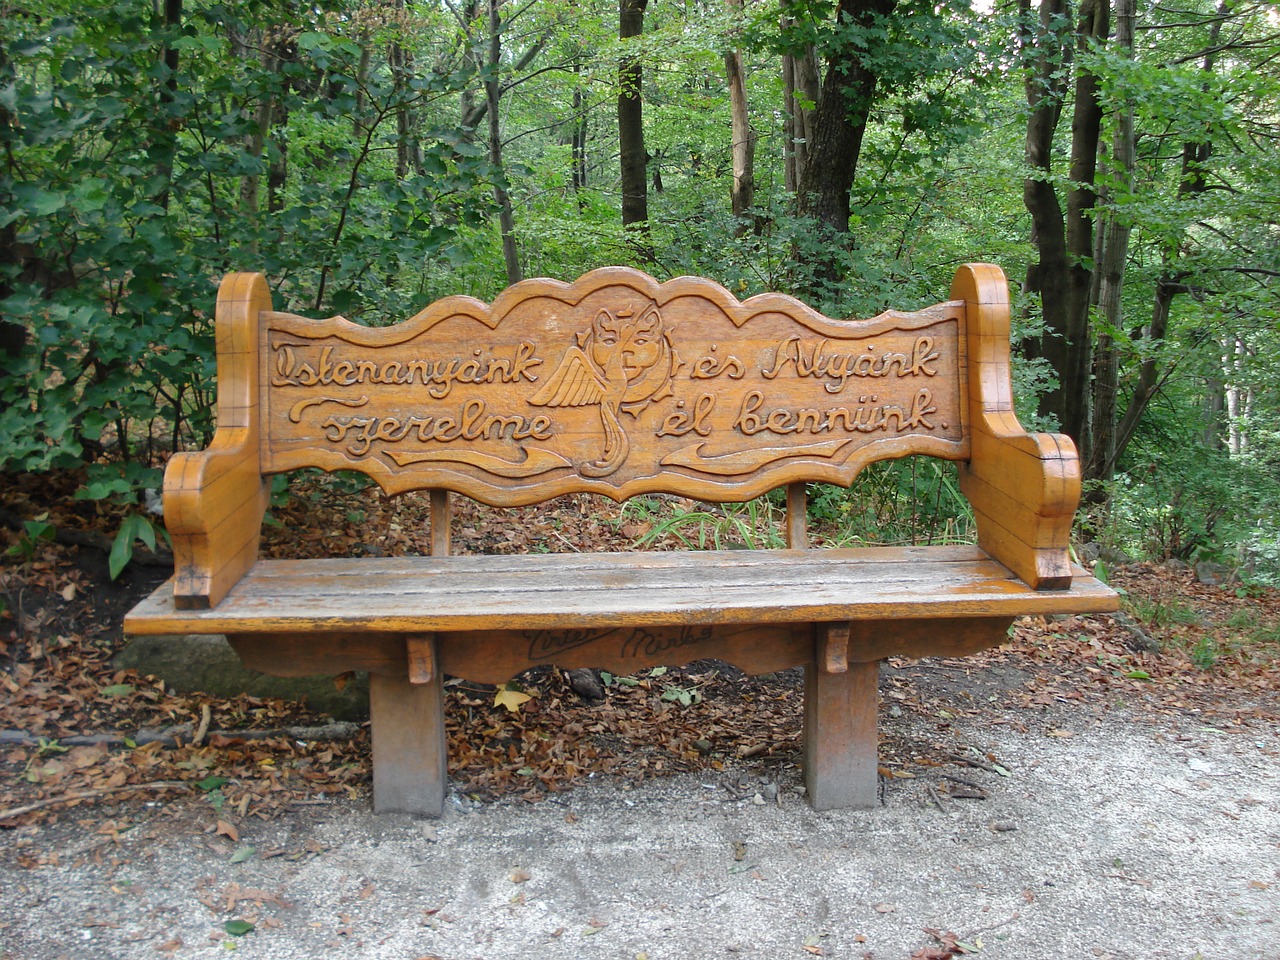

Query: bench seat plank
[126,544,1113,636]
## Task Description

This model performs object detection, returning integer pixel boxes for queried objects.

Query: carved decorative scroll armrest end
[951,264,1080,591]
[165,273,273,608]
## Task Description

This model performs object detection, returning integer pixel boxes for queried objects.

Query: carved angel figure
[530,303,680,477]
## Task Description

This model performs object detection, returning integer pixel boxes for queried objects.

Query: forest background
[1,0,1278,581]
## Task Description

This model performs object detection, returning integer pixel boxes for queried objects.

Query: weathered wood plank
[124,550,1117,637]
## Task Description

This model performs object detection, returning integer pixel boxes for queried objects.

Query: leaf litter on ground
[1,471,1277,844]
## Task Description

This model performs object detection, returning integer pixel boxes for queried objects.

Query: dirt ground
[2,691,1278,960]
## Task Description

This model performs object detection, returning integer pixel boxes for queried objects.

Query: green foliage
[109,514,162,580]
[5,517,55,560]
[0,0,1277,584]
[809,459,973,547]
[623,495,787,550]
[0,1,485,575]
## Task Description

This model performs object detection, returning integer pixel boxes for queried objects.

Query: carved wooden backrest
[165,264,1081,608]
[260,268,969,504]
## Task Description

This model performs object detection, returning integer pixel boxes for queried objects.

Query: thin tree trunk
[459,0,482,139]
[153,0,182,212]
[618,0,650,243]
[390,0,423,179]
[571,64,588,208]
[781,2,819,195]
[725,0,755,231]
[267,95,288,214]
[1207,362,1227,451]
[1112,0,1230,464]
[487,0,522,284]
[1088,0,1135,482]
[1020,0,1108,448]
[0,39,25,362]
[726,45,756,232]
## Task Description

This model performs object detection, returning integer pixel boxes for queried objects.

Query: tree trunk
[1113,276,1175,457]
[725,0,756,233]
[390,0,423,180]
[1111,0,1230,467]
[1020,0,1108,449]
[486,0,522,284]
[236,26,292,249]
[618,0,650,242]
[726,46,756,232]
[781,2,819,194]
[571,66,588,208]
[1206,362,1227,451]
[1087,0,1135,483]
[152,0,183,212]
[0,40,25,362]
[459,0,482,139]
[792,0,897,285]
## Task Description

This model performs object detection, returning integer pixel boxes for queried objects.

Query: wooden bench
[124,263,1117,815]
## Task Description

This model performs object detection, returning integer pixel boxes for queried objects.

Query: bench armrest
[952,264,1079,590]
[166,273,272,609]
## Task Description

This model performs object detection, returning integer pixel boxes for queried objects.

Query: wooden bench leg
[803,657,879,811]
[369,663,447,816]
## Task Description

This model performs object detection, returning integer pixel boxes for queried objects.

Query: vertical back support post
[369,489,454,816]
[792,481,879,811]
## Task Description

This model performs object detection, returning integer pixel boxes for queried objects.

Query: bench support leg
[804,657,879,811]
[369,661,447,816]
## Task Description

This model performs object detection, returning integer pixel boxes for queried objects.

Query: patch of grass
[1248,620,1280,646]
[1123,594,1203,630]
[1224,608,1259,630]
[1189,636,1222,670]
[621,496,787,550]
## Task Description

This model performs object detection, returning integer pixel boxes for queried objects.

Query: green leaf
[108,525,134,579]
[12,183,66,217]
[100,683,135,697]
[229,845,256,864]
[196,775,229,792]
[223,919,255,937]
[109,515,157,579]
[1124,670,1152,680]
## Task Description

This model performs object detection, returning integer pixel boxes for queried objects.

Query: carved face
[591,305,664,382]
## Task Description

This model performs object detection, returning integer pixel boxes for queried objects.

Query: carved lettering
[656,394,716,438]
[620,625,714,660]
[319,398,553,456]
[271,341,543,398]
[735,388,939,437]
[691,345,745,380]
[761,336,940,393]
[526,628,617,661]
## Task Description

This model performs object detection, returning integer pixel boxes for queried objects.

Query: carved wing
[529,346,607,407]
